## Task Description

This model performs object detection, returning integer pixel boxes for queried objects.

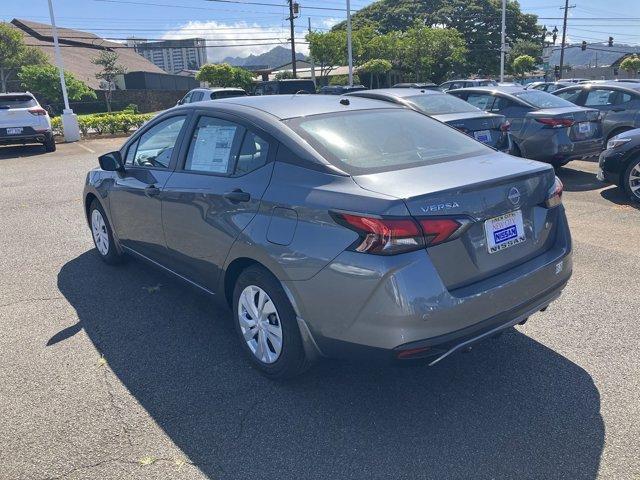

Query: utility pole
[346,0,353,86]
[558,0,575,80]
[308,17,316,85]
[47,0,80,142]
[499,0,506,82]
[287,0,297,78]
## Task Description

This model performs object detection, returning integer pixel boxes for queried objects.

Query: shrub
[124,103,139,114]
[51,112,154,137]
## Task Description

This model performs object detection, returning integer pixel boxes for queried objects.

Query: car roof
[208,87,245,92]
[557,81,640,92]
[0,92,35,97]
[202,94,402,119]
[443,79,495,83]
[449,85,526,94]
[348,88,443,99]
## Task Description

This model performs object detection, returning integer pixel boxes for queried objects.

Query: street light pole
[47,0,80,142]
[346,0,353,86]
[499,0,506,82]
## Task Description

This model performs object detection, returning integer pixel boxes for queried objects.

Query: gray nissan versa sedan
[83,95,572,379]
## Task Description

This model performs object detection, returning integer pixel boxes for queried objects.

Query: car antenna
[340,98,350,105]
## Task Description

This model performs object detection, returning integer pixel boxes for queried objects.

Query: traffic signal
[608,36,614,47]
[554,65,560,78]
[581,41,587,51]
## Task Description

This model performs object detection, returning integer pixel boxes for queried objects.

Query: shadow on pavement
[600,184,640,211]
[0,144,49,160]
[56,251,604,480]
[556,165,602,192]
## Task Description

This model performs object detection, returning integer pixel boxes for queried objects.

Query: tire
[43,133,56,152]
[233,265,310,379]
[622,155,640,204]
[89,199,123,264]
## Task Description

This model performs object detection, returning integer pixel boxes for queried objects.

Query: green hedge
[51,112,154,137]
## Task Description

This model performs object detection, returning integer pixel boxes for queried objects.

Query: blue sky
[4,0,640,60]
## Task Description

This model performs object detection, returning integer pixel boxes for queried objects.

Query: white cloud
[320,17,342,29]
[162,20,309,62]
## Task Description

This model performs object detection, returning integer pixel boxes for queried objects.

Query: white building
[128,38,208,74]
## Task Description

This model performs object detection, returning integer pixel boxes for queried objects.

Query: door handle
[223,189,251,203]
[144,185,161,197]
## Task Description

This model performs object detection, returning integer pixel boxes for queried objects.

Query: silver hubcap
[238,285,283,364]
[629,162,640,199]
[91,209,109,256]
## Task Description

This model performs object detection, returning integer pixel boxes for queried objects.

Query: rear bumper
[285,210,572,363]
[0,130,52,145]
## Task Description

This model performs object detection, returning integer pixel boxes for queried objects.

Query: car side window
[490,96,512,112]
[181,92,192,104]
[132,116,186,168]
[184,116,244,174]
[191,91,204,102]
[235,131,270,176]
[556,89,582,103]
[124,139,139,165]
[619,92,637,104]
[584,89,617,107]
[465,93,495,111]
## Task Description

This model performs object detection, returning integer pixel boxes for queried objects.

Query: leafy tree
[0,22,47,93]
[306,31,347,78]
[18,64,96,104]
[334,0,541,77]
[91,51,127,112]
[620,55,640,78]
[399,25,467,83]
[511,54,536,79]
[508,39,543,66]
[195,63,255,91]
[357,59,392,88]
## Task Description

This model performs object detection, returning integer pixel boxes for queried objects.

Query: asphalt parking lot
[0,138,638,480]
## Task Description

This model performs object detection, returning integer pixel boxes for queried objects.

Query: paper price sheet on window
[189,124,237,173]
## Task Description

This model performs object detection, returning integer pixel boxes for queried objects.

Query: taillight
[535,117,574,128]
[500,120,511,132]
[418,218,465,246]
[28,107,48,116]
[546,176,563,208]
[331,212,469,255]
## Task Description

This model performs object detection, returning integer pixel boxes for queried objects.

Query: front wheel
[622,155,640,204]
[89,199,123,264]
[233,265,310,379]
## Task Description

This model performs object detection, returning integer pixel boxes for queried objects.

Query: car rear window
[286,109,490,175]
[277,81,316,94]
[0,95,37,109]
[406,93,480,115]
[211,90,246,99]
[512,90,575,109]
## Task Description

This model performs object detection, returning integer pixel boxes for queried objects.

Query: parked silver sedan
[83,95,572,378]
[450,86,604,167]
[553,82,640,142]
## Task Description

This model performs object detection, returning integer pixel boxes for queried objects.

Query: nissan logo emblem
[508,187,521,205]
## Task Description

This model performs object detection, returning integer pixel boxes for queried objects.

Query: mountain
[546,44,640,68]
[222,46,306,69]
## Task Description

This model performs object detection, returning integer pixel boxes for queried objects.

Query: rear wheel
[233,265,310,379]
[89,199,123,264]
[43,132,56,152]
[622,155,640,204]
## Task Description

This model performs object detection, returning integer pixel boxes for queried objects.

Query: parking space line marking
[76,143,96,153]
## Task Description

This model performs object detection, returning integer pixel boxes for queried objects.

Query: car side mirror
[98,151,124,172]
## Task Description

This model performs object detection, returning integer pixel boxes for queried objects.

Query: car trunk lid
[433,111,508,149]
[352,153,558,289]
[527,107,602,141]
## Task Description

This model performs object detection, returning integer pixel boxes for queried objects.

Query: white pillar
[47,0,80,142]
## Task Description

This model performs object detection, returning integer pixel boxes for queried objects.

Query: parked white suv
[0,92,56,152]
